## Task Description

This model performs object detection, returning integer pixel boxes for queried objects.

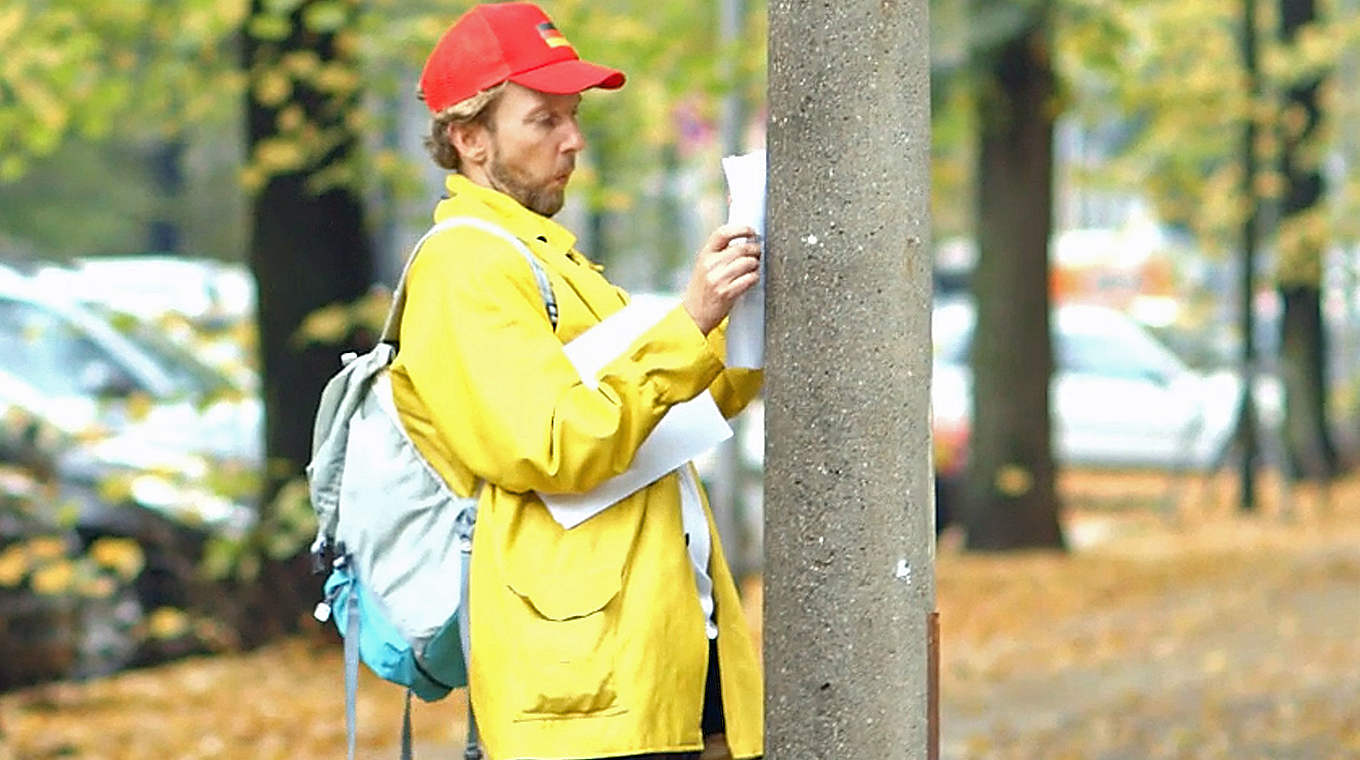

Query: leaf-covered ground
[1,470,1357,759]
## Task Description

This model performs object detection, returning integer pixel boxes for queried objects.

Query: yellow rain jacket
[390,174,764,760]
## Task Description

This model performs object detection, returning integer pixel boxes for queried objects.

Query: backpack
[305,216,557,760]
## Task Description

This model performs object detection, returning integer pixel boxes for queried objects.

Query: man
[389,4,764,759]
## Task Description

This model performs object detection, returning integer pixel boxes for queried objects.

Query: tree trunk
[1234,0,1264,511]
[964,15,1064,551]
[148,139,184,254]
[1277,0,1339,481]
[241,0,374,641]
[1279,285,1338,477]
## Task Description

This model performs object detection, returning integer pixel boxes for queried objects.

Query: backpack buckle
[311,540,332,575]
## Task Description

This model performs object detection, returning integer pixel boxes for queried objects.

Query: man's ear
[450,121,489,167]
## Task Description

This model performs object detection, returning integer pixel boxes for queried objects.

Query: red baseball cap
[419,2,626,114]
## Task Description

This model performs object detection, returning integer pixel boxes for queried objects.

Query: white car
[0,268,260,530]
[29,256,255,327]
[931,300,1283,470]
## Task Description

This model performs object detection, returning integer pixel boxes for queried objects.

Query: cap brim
[510,59,626,95]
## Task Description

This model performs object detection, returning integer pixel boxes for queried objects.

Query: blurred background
[1,0,1359,758]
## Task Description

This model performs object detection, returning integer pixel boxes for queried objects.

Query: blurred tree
[930,0,981,247]
[0,1,247,259]
[1234,0,1265,512]
[239,0,375,640]
[147,139,186,254]
[1056,0,1360,497]
[963,0,1066,550]
[1276,0,1341,482]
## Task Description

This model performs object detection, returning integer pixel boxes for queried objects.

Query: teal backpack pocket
[324,565,457,702]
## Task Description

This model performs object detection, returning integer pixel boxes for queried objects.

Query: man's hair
[422,82,508,171]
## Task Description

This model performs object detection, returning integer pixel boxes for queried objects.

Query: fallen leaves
[1,470,1357,758]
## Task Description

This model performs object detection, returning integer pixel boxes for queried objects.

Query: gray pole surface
[765,1,935,758]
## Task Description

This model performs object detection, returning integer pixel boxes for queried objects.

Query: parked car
[930,299,1284,486]
[695,296,1281,534]
[0,266,262,466]
[29,255,255,329]
[0,265,258,686]
[0,407,233,688]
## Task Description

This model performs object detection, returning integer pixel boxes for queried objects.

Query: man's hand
[682,224,762,335]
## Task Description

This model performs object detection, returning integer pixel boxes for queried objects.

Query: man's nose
[562,118,586,153]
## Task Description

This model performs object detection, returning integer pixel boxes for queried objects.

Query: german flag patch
[536,21,573,49]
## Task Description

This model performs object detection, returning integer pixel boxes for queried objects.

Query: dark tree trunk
[1279,286,1338,478]
[1234,0,1264,511]
[148,139,184,254]
[240,0,374,641]
[963,15,1065,550]
[1277,0,1339,481]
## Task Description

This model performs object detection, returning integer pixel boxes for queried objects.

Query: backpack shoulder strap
[379,216,558,343]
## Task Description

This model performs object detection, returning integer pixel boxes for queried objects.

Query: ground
[0,470,1357,759]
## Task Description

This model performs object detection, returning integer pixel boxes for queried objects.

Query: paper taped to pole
[722,148,766,370]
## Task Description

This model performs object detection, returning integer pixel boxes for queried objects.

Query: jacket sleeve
[397,228,725,495]
[700,320,765,418]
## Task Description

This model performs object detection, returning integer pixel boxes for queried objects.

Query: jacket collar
[439,174,578,255]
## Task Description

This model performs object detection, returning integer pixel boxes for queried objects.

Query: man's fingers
[722,269,761,300]
[709,252,761,292]
[702,241,761,271]
[706,225,758,253]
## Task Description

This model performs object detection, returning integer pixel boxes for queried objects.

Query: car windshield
[0,297,234,402]
[931,301,1188,382]
[0,298,133,397]
[95,309,235,400]
[1058,316,1187,381]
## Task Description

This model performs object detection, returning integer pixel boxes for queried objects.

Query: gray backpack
[305,216,556,760]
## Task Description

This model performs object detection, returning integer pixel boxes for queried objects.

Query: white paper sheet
[538,300,734,529]
[722,149,767,369]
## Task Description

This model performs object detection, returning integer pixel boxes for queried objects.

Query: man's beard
[487,150,568,217]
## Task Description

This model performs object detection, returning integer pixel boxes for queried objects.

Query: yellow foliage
[73,422,113,443]
[601,189,633,213]
[333,29,360,59]
[77,574,117,600]
[239,164,267,193]
[30,559,76,596]
[0,155,24,182]
[26,536,68,561]
[1254,170,1286,201]
[89,537,146,582]
[97,474,135,505]
[249,14,292,42]
[314,63,360,96]
[0,544,28,587]
[148,607,192,640]
[303,1,348,34]
[1,406,32,435]
[124,392,155,423]
[293,303,351,346]
[351,289,393,334]
[254,137,306,173]
[277,104,305,132]
[253,69,293,107]
[0,5,25,45]
[281,51,321,78]
[995,464,1034,497]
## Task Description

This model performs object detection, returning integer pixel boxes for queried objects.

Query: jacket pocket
[506,567,625,721]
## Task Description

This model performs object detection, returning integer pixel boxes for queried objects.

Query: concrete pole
[765,1,935,758]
